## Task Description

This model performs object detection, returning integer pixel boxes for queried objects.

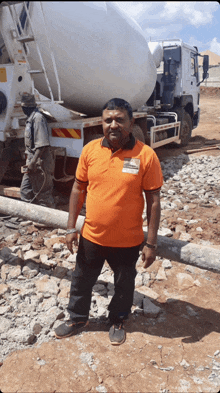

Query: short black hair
[102,98,133,119]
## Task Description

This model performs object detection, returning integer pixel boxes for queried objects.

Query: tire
[175,109,192,147]
[132,125,145,143]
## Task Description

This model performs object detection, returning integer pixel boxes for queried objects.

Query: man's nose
[110,120,119,129]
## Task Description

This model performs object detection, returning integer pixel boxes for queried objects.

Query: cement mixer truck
[0,1,209,184]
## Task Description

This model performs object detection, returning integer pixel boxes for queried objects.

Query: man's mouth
[109,130,121,136]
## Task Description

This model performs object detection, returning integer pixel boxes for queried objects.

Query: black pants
[67,236,140,323]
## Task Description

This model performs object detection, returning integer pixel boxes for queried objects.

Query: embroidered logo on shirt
[122,158,140,174]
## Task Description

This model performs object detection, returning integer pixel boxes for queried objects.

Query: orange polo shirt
[76,135,163,247]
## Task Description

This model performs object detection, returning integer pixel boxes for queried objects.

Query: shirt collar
[101,132,136,150]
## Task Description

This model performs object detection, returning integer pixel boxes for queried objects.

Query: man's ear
[130,117,135,127]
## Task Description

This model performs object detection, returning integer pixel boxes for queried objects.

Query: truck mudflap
[149,121,181,149]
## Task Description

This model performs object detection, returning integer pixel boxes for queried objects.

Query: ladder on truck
[5,1,62,105]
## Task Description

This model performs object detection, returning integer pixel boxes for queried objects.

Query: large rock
[8,265,21,279]
[137,286,159,299]
[155,266,167,281]
[1,264,12,281]
[133,291,144,308]
[24,250,40,261]
[0,247,12,260]
[35,276,59,296]
[38,297,58,312]
[0,305,11,315]
[176,273,195,289]
[7,329,36,344]
[22,262,39,279]
[143,297,161,317]
[0,317,13,334]
[0,283,10,296]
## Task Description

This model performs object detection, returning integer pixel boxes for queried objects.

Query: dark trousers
[20,149,55,208]
[67,236,140,323]
[20,170,55,208]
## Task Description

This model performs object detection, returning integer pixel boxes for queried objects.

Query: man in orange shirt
[55,98,163,345]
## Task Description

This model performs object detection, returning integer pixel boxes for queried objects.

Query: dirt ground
[1,87,220,393]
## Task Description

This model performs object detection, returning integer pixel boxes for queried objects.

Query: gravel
[0,153,220,387]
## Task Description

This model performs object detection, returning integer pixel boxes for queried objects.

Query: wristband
[145,242,157,250]
[66,228,77,234]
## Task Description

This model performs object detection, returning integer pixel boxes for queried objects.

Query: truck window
[191,56,196,76]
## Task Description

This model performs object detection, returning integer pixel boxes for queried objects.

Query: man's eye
[105,118,124,124]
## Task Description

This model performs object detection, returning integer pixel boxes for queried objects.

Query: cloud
[186,37,220,56]
[209,38,220,56]
[115,1,219,40]
[113,2,153,19]
[161,2,218,27]
[186,37,209,52]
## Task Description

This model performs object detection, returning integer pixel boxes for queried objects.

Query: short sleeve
[34,113,50,148]
[75,145,89,184]
[142,149,163,191]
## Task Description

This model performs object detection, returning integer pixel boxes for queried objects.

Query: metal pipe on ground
[0,196,220,273]
[0,196,84,231]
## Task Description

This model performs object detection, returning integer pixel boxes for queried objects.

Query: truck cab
[144,39,209,147]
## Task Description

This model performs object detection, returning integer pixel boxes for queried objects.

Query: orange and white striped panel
[52,128,81,139]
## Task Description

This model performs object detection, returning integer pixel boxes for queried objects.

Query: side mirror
[203,55,209,80]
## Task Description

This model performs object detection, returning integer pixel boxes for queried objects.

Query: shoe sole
[110,333,126,346]
[55,321,89,339]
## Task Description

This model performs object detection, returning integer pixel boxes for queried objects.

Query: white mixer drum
[148,42,163,68]
[25,2,157,115]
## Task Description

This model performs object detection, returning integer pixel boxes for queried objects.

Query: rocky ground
[1,152,220,392]
[1,88,220,392]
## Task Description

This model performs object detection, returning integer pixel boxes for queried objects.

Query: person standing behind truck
[20,92,55,208]
[54,98,163,345]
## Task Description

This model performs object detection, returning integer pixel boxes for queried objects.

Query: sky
[114,1,220,55]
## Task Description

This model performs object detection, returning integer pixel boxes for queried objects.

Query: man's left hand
[142,245,157,269]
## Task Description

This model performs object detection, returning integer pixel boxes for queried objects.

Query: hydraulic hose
[29,164,47,204]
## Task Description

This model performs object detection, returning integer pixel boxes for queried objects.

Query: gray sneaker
[54,320,88,339]
[109,322,126,345]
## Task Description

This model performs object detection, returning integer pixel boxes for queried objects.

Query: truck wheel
[176,110,192,147]
[132,125,145,143]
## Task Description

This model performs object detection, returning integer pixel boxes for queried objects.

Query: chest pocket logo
[122,158,140,174]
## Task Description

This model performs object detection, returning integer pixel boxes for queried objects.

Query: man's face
[22,106,35,117]
[102,108,134,148]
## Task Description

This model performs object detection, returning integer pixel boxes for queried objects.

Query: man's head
[21,93,36,117]
[102,98,134,149]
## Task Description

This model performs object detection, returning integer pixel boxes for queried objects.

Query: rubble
[0,154,220,391]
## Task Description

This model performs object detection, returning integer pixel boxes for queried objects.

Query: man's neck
[108,134,130,152]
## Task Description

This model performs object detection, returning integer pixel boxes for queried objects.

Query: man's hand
[142,245,157,269]
[27,161,37,173]
[66,232,78,254]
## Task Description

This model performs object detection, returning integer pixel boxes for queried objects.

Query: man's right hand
[27,161,37,173]
[66,233,78,254]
